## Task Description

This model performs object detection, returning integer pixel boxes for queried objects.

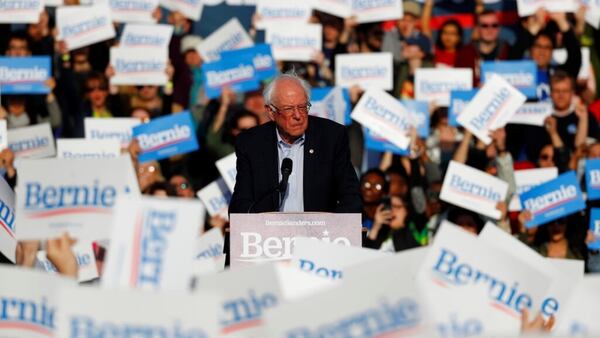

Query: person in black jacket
[228,72,361,214]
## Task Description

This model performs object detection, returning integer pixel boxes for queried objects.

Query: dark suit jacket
[229,116,362,214]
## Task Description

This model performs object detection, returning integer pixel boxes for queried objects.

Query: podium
[229,213,362,267]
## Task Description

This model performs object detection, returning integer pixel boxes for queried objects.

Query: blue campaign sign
[588,208,600,250]
[133,111,199,163]
[311,87,352,126]
[481,60,538,99]
[449,89,477,127]
[220,43,277,82]
[202,57,260,99]
[402,100,429,138]
[520,171,586,228]
[585,158,600,200]
[0,56,51,94]
[364,128,410,156]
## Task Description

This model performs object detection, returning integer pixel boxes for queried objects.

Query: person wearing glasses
[455,10,510,85]
[229,72,361,214]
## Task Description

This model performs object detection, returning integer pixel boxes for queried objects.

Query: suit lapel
[262,122,279,210]
[303,117,318,211]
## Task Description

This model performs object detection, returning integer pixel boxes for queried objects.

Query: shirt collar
[276,128,305,146]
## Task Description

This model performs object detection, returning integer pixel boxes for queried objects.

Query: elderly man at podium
[229,72,361,214]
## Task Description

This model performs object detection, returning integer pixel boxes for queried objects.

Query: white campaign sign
[417,221,553,336]
[102,196,204,292]
[57,4,116,51]
[57,138,121,159]
[216,152,237,192]
[457,75,526,144]
[255,0,311,29]
[353,0,403,23]
[36,240,98,282]
[508,102,553,127]
[266,23,322,62]
[196,263,284,337]
[195,227,224,260]
[335,52,393,91]
[292,237,386,280]
[110,47,168,86]
[57,286,220,338]
[198,178,230,219]
[7,123,56,159]
[517,0,578,17]
[0,176,15,262]
[312,0,352,18]
[344,246,429,284]
[553,276,600,336]
[0,0,43,23]
[196,18,254,62]
[0,265,75,338]
[275,263,338,301]
[351,88,412,149]
[440,161,508,219]
[0,120,7,150]
[120,24,173,49]
[14,156,140,240]
[415,68,473,106]
[84,117,141,148]
[585,1,600,29]
[159,0,204,20]
[104,0,158,23]
[509,167,558,211]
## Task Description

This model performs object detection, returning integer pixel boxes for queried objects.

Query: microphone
[246,157,293,213]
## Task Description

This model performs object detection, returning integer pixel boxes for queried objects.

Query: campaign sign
[57,286,220,338]
[552,276,600,336]
[229,213,361,267]
[335,52,393,91]
[36,241,98,282]
[132,111,199,163]
[417,221,553,335]
[196,18,254,62]
[7,123,55,159]
[352,0,403,23]
[57,4,116,51]
[310,86,351,126]
[415,68,473,107]
[585,0,600,29]
[195,227,224,261]
[216,152,237,192]
[0,57,50,94]
[363,127,410,156]
[266,23,322,62]
[585,158,600,200]
[0,0,43,23]
[220,43,277,82]
[520,171,586,228]
[481,60,537,99]
[312,0,352,18]
[0,176,15,263]
[120,23,173,49]
[351,88,412,149]
[159,0,203,20]
[202,57,260,99]
[84,117,141,148]
[517,0,578,17]
[449,89,478,127]
[110,47,168,86]
[102,196,204,291]
[403,99,429,138]
[106,0,158,23]
[0,120,7,150]
[0,266,75,338]
[292,237,386,280]
[255,0,311,29]
[57,139,121,159]
[440,161,508,219]
[14,156,140,240]
[197,178,231,219]
[509,167,558,212]
[508,102,553,126]
[457,75,526,145]
[588,209,600,251]
[196,263,283,337]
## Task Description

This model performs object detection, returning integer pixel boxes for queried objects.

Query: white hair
[263,71,311,106]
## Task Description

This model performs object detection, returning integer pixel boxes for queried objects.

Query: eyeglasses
[533,43,553,51]
[176,182,190,190]
[138,165,156,174]
[362,181,383,191]
[87,85,108,92]
[479,23,499,29]
[269,103,311,116]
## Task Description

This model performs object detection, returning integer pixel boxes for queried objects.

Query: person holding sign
[229,72,361,213]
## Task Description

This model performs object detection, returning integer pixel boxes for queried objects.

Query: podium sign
[229,213,361,267]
